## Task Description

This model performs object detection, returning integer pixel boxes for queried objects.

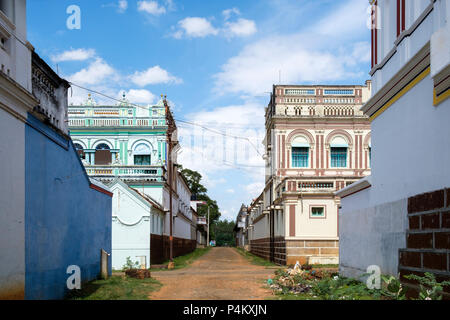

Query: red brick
[399,251,421,268]
[408,189,445,214]
[442,211,450,228]
[409,216,420,230]
[435,232,450,249]
[423,252,447,271]
[447,188,450,208]
[407,232,433,249]
[421,213,440,229]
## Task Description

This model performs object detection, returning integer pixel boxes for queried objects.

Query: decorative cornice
[0,72,38,121]
[369,1,435,76]
[363,43,431,118]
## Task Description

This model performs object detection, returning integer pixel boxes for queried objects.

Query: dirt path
[149,247,276,300]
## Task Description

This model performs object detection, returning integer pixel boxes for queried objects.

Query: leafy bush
[272,269,381,300]
[310,276,381,300]
[380,275,407,300]
[122,256,139,271]
[404,272,450,300]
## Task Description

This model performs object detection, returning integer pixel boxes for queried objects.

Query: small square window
[311,207,325,218]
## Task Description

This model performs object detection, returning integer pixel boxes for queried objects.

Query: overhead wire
[69,82,265,158]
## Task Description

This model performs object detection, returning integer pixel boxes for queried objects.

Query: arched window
[368,141,372,168]
[330,136,348,168]
[96,143,110,150]
[291,136,309,168]
[95,143,112,165]
[134,143,151,165]
[74,143,85,159]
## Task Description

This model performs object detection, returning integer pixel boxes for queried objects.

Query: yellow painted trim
[370,67,430,121]
[433,88,450,106]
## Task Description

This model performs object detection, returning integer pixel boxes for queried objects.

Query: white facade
[0,0,31,93]
[0,0,36,299]
[0,107,26,299]
[338,0,450,278]
[167,171,194,240]
[110,178,164,270]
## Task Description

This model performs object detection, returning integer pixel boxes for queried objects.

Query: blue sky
[28,0,372,221]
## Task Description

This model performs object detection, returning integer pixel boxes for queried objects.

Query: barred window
[324,89,354,95]
[330,147,347,168]
[292,147,309,168]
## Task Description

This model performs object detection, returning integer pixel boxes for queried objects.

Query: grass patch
[234,247,278,267]
[268,269,383,300]
[155,247,212,271]
[66,275,162,300]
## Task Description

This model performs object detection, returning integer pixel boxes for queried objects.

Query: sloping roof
[89,178,113,197]
[335,176,372,198]
[108,177,164,212]
[132,188,165,212]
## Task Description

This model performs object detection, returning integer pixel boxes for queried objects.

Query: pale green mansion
[67,93,199,269]
[68,93,168,184]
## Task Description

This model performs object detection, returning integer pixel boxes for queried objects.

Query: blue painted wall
[24,114,112,300]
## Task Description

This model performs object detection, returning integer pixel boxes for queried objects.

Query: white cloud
[172,14,256,39]
[226,189,235,194]
[164,0,176,11]
[222,8,240,21]
[68,58,117,86]
[130,66,182,86]
[351,41,371,63]
[224,18,257,38]
[245,181,264,197]
[202,176,227,189]
[118,0,128,13]
[51,48,96,63]
[173,17,219,38]
[213,0,369,96]
[121,89,156,104]
[63,54,177,106]
[137,1,166,16]
[314,0,368,37]
[177,101,266,183]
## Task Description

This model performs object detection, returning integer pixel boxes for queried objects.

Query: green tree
[214,219,236,247]
[180,168,207,196]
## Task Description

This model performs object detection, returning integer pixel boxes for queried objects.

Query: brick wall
[249,237,339,265]
[250,238,270,261]
[151,234,197,264]
[274,237,286,265]
[399,188,450,299]
[286,240,339,265]
[250,237,286,265]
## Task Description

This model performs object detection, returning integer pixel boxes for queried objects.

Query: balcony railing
[298,181,334,189]
[68,118,167,128]
[84,165,166,181]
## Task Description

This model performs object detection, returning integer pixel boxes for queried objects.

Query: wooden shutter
[95,150,112,165]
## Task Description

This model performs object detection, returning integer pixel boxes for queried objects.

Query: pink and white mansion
[246,82,372,265]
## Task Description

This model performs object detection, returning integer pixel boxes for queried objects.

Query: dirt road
[149,247,276,300]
